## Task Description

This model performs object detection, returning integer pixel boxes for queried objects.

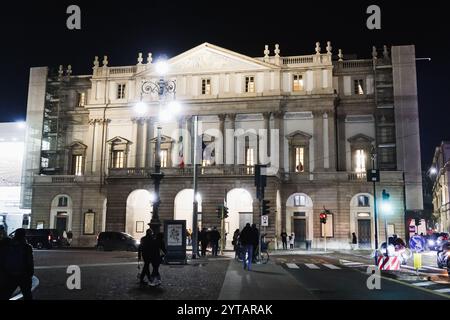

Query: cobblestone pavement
[33,250,229,300]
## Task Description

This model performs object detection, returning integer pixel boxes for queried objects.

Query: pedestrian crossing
[285,263,341,270]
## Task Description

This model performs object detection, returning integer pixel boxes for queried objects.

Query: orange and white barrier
[377,255,400,271]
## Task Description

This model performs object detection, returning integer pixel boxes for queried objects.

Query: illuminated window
[295,147,305,173]
[355,149,366,173]
[293,74,304,91]
[78,92,86,107]
[117,84,126,99]
[294,195,306,207]
[41,157,49,168]
[112,150,125,168]
[71,155,83,176]
[245,76,255,93]
[201,78,211,95]
[160,150,168,168]
[354,79,364,95]
[245,147,254,166]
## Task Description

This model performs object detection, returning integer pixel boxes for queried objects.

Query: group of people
[280,231,295,250]
[198,226,222,256]
[0,227,34,300]
[137,228,166,287]
[232,223,260,271]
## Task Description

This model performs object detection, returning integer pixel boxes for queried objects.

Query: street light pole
[192,115,199,259]
[371,147,379,252]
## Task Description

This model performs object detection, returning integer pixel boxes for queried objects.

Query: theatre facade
[21,42,423,249]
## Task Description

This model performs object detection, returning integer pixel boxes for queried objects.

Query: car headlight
[428,240,435,246]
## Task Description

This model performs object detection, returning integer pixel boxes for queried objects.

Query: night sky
[1,1,448,169]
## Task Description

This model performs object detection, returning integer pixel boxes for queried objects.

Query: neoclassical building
[21,42,423,249]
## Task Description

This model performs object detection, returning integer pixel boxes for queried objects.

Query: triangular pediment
[139,42,277,76]
[67,141,87,149]
[107,136,131,145]
[347,134,374,143]
[286,130,312,140]
[150,135,174,143]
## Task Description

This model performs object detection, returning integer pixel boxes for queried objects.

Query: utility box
[163,220,187,264]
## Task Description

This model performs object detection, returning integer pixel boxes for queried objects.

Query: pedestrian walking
[0,228,34,300]
[280,231,288,250]
[200,228,208,256]
[351,232,357,250]
[210,226,221,256]
[232,229,240,257]
[138,229,166,286]
[239,223,253,270]
[289,233,295,249]
[251,223,259,262]
[67,230,73,246]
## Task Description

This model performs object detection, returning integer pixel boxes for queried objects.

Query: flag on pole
[178,135,184,168]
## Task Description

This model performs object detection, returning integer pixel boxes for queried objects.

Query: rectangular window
[295,147,305,172]
[36,221,44,229]
[355,149,366,173]
[321,213,334,238]
[357,212,371,218]
[294,195,306,207]
[201,78,211,95]
[354,79,364,95]
[293,74,304,91]
[245,147,254,166]
[117,84,126,99]
[245,76,255,93]
[136,221,145,233]
[58,197,68,207]
[41,157,49,168]
[387,224,395,237]
[78,92,86,107]
[71,155,83,176]
[112,150,125,168]
[160,150,168,168]
[357,195,370,207]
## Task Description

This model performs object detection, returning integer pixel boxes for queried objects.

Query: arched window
[357,195,370,207]
[58,196,68,207]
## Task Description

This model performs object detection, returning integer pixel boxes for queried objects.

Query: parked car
[96,232,139,251]
[9,229,64,249]
[437,241,450,275]
[426,233,449,251]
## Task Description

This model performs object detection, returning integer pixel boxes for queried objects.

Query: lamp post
[139,60,177,234]
[370,146,380,253]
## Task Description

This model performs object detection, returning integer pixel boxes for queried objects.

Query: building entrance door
[55,213,68,234]
[358,219,371,248]
[293,219,306,246]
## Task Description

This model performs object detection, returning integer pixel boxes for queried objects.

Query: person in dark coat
[251,224,259,262]
[200,228,208,256]
[138,229,166,286]
[239,223,254,270]
[351,232,357,250]
[280,231,288,250]
[232,229,240,256]
[210,227,221,256]
[0,228,34,300]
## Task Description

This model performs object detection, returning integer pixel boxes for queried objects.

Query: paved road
[29,249,450,300]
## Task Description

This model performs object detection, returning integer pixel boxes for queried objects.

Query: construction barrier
[377,255,400,271]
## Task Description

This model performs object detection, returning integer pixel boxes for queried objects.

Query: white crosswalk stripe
[434,288,450,294]
[412,281,435,287]
[286,263,299,269]
[323,264,341,270]
[305,264,320,269]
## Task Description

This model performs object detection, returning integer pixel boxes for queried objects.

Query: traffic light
[262,200,271,215]
[255,164,267,200]
[382,189,390,201]
[223,206,229,219]
[381,189,392,214]
[320,211,327,224]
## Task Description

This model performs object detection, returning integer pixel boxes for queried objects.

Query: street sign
[367,169,380,182]
[409,235,425,252]
[261,215,269,227]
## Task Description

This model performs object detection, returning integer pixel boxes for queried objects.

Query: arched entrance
[286,193,313,248]
[126,190,152,239]
[50,194,73,234]
[350,193,375,249]
[226,188,253,246]
[174,189,202,231]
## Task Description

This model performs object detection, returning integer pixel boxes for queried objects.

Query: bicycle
[255,240,271,264]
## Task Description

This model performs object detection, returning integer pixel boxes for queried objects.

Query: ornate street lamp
[138,59,177,234]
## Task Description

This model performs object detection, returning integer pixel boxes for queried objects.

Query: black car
[426,233,450,251]
[9,229,64,249]
[96,232,139,251]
